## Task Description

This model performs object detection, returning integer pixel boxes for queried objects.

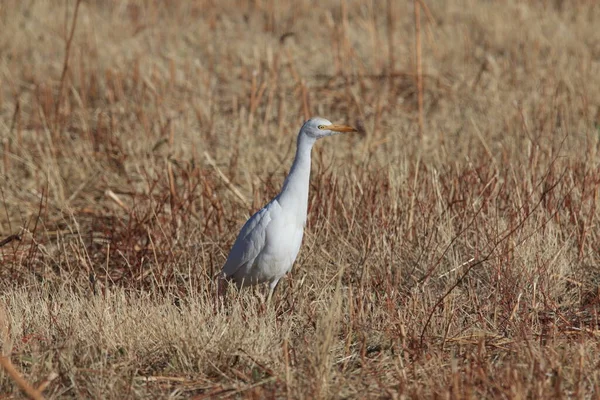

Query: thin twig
[0,233,21,248]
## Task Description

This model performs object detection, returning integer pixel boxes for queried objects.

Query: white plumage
[218,117,357,299]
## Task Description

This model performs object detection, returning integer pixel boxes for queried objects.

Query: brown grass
[1,0,600,398]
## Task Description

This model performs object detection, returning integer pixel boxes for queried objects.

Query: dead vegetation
[1,0,600,398]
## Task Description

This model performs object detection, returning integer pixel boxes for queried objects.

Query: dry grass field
[1,0,600,398]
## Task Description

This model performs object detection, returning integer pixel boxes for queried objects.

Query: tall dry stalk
[414,0,424,139]
[387,0,396,76]
[54,0,82,138]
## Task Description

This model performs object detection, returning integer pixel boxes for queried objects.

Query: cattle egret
[218,117,357,300]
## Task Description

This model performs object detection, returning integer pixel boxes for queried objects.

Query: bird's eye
[317,125,325,130]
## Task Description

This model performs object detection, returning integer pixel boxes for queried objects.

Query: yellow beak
[327,124,358,133]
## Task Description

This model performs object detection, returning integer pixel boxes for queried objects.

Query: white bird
[218,117,357,300]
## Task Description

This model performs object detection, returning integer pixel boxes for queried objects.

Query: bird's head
[300,117,357,139]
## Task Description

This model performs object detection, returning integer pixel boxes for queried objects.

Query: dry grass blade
[104,189,130,212]
[0,357,44,400]
[35,372,59,394]
[204,151,250,208]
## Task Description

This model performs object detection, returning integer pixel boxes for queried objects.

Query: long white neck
[276,131,316,222]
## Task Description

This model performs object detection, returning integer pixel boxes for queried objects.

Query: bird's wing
[221,201,281,278]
